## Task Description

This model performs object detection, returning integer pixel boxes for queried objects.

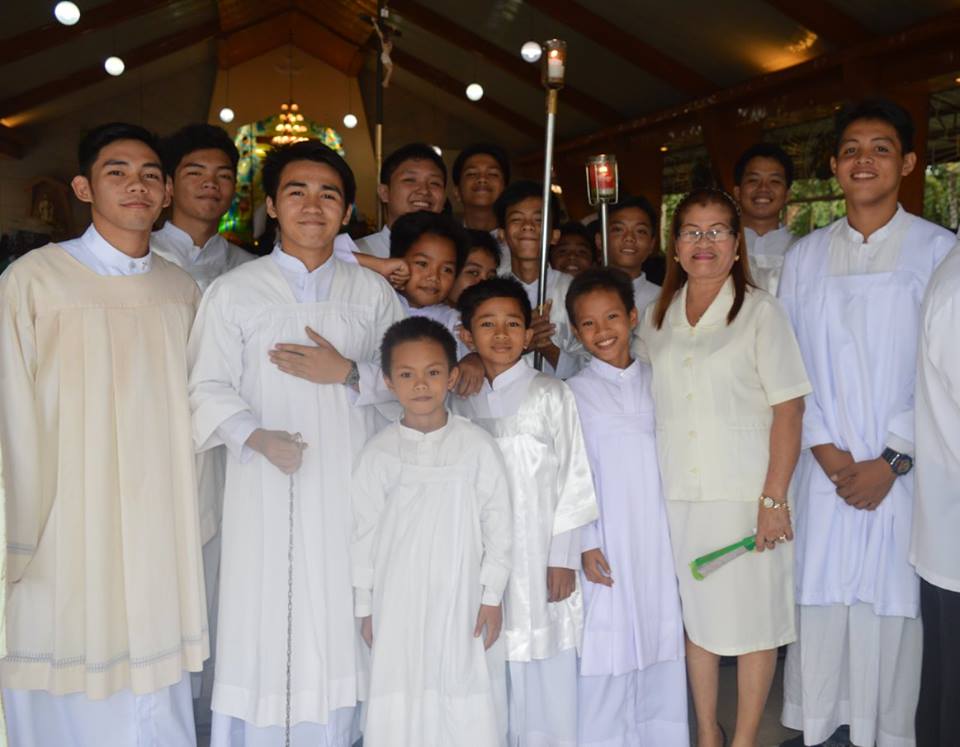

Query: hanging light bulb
[521,41,542,63]
[104,56,125,76]
[219,107,235,123]
[54,1,81,25]
[342,113,358,129]
[465,83,484,101]
[432,145,442,157]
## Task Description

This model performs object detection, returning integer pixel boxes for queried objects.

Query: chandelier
[271,101,309,146]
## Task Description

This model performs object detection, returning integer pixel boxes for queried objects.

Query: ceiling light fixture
[104,56,125,76]
[521,41,542,63]
[343,113,358,129]
[219,107,235,123]
[465,83,484,101]
[54,2,81,26]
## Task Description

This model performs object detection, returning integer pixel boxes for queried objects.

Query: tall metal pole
[534,40,566,371]
[600,202,610,265]
[534,88,558,371]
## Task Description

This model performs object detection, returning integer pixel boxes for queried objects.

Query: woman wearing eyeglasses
[636,188,811,747]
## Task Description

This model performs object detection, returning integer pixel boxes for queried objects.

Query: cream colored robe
[0,245,208,700]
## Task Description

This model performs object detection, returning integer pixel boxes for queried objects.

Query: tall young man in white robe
[452,143,511,273]
[778,99,955,747]
[188,140,406,746]
[453,277,599,746]
[912,239,960,747]
[153,123,255,731]
[0,122,208,746]
[733,143,797,296]
[355,143,446,259]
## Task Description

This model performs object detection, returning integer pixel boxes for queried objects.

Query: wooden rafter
[389,0,622,125]
[0,21,219,121]
[390,48,541,140]
[524,0,715,97]
[0,0,196,67]
[763,0,872,46]
[217,10,364,75]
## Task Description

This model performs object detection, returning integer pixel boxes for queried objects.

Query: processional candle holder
[585,154,619,265]
[535,39,566,371]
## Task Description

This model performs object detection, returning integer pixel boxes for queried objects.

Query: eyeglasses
[676,228,736,244]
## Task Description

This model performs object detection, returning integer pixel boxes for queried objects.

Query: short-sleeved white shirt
[638,277,811,503]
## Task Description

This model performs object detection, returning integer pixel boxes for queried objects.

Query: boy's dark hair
[733,143,795,188]
[458,276,532,331]
[557,221,596,247]
[566,266,636,326]
[390,210,470,274]
[452,143,511,186]
[494,179,560,231]
[465,228,502,268]
[160,123,240,177]
[78,122,160,177]
[380,316,458,377]
[262,141,356,207]
[834,97,915,154]
[608,194,661,235]
[380,142,447,185]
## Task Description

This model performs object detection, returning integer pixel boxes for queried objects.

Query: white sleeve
[476,438,513,605]
[350,447,386,618]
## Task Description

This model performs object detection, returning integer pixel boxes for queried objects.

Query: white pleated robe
[351,415,512,747]
[188,256,405,727]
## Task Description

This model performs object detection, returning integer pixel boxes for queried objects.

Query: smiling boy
[600,195,662,312]
[778,98,956,747]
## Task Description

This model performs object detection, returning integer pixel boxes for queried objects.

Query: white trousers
[507,648,578,747]
[210,705,358,747]
[3,674,195,747]
[781,603,922,747]
[578,659,690,747]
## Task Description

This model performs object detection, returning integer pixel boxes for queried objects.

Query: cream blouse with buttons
[639,277,811,503]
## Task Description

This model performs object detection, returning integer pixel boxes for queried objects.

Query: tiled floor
[198,657,801,746]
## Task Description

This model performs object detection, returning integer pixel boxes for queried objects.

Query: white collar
[270,244,335,276]
[78,223,151,273]
[158,220,225,253]
[489,358,536,392]
[588,356,639,381]
[840,204,907,245]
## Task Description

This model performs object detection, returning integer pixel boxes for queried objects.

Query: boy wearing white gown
[188,141,406,746]
[565,268,689,746]
[351,317,512,746]
[778,99,955,747]
[453,277,599,746]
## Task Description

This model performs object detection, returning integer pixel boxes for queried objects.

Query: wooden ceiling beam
[763,0,872,46]
[0,0,176,66]
[524,0,715,97]
[0,123,28,159]
[0,21,219,121]
[390,48,541,140]
[217,10,364,75]
[389,0,621,126]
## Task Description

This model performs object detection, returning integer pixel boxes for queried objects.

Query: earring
[735,254,740,260]
[673,256,680,263]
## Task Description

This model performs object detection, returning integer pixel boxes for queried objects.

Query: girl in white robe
[352,413,512,746]
[568,357,689,746]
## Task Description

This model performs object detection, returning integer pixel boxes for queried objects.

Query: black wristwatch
[881,447,913,476]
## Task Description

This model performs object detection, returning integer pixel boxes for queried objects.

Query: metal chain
[284,433,302,747]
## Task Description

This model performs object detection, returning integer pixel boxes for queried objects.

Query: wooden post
[886,84,930,214]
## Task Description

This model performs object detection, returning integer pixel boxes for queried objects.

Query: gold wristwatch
[759,495,788,510]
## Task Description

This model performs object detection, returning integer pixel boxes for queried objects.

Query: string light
[54,2,80,26]
[521,41,542,63]
[104,56,125,76]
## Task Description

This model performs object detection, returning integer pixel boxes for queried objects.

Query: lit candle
[548,50,564,82]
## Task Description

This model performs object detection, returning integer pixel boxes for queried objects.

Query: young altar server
[913,240,960,747]
[188,140,406,746]
[733,143,797,296]
[600,195,662,314]
[565,268,689,746]
[356,142,447,258]
[778,98,955,747]
[351,317,512,746]
[0,122,207,745]
[453,277,599,746]
[448,228,502,306]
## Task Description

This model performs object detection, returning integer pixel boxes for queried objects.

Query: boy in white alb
[778,99,955,747]
[733,143,797,296]
[453,277,598,746]
[0,122,207,746]
[188,141,406,746]
[598,195,662,313]
[565,268,689,746]
[352,317,512,746]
